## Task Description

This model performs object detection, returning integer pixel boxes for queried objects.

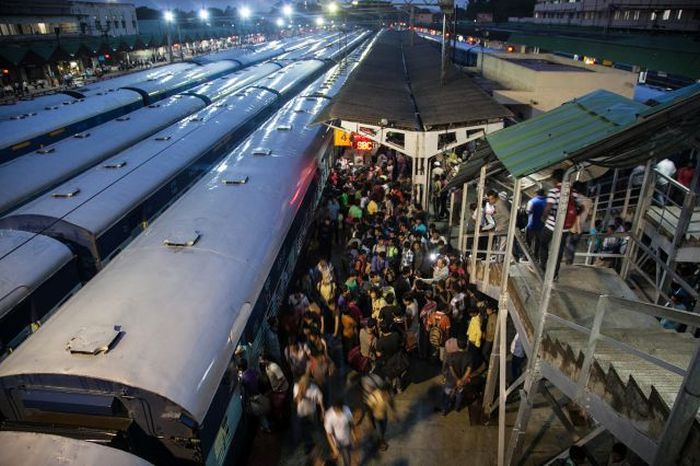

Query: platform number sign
[334,129,352,147]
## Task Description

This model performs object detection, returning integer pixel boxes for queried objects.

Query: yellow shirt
[367,200,378,215]
[467,315,482,348]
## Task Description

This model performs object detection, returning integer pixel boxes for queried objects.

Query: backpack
[429,321,444,348]
[563,194,578,229]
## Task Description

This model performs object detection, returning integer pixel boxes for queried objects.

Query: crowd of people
[234,149,518,465]
[233,147,697,464]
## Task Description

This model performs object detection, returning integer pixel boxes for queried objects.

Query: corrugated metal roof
[485,90,648,178]
[316,30,510,130]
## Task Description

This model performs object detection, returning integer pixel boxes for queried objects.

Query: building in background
[512,0,700,32]
[474,51,636,119]
[0,0,138,40]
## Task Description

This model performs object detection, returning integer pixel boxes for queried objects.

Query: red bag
[564,194,578,229]
[348,346,370,373]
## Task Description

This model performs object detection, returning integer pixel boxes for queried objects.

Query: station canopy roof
[447,83,700,188]
[315,29,511,131]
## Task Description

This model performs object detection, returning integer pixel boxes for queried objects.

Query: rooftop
[316,30,511,131]
[502,57,592,72]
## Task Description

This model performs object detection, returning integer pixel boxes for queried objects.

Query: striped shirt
[545,185,580,232]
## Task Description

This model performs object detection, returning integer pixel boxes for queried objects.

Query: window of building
[613,10,621,20]
[438,132,457,149]
[113,20,118,29]
[651,11,657,20]
[132,19,137,28]
[121,20,126,29]
[95,19,100,30]
[386,132,405,148]
[633,10,640,20]
[662,9,671,20]
[677,9,683,20]
[623,10,630,20]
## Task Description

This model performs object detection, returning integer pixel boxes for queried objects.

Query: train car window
[22,390,117,416]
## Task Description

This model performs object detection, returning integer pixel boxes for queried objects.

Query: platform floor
[245,357,621,466]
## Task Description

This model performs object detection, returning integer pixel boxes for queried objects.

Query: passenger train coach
[0,33,376,465]
[0,31,369,354]
[0,38,305,162]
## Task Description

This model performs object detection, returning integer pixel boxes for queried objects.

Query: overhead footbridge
[447,83,700,465]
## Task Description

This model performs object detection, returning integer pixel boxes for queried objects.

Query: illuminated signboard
[352,134,375,151]
[334,129,351,146]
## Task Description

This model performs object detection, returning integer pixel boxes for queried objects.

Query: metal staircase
[472,256,700,465]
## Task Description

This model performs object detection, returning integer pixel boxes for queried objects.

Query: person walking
[324,400,356,466]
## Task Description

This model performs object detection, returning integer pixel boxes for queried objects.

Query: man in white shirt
[260,354,289,393]
[293,375,324,453]
[324,400,355,465]
[655,158,677,205]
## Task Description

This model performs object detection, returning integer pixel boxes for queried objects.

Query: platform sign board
[334,129,352,146]
[352,134,375,151]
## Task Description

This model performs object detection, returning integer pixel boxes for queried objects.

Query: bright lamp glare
[315,17,325,26]
[199,9,209,20]
[240,6,251,19]
[352,0,358,5]
[328,2,338,13]
[282,4,293,16]
[276,18,284,27]
[164,10,175,22]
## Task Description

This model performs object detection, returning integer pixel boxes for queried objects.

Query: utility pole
[409,5,415,46]
[438,0,454,86]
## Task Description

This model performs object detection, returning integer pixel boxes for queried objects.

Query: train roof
[0,230,73,320]
[0,93,77,121]
[0,431,153,466]
[0,46,369,423]
[0,90,143,152]
[0,95,206,216]
[76,63,197,96]
[0,61,327,246]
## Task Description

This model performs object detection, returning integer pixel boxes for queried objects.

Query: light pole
[164,10,174,62]
[240,6,251,45]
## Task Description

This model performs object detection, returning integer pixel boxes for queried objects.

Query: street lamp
[199,9,209,21]
[240,6,251,19]
[282,4,293,17]
[276,18,285,27]
[328,2,338,14]
[163,11,175,62]
[315,17,325,26]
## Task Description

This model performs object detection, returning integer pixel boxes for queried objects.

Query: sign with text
[334,129,351,146]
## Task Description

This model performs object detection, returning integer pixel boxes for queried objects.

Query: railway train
[0,431,153,466]
[0,30,369,353]
[0,35,330,216]
[0,32,376,465]
[0,38,309,162]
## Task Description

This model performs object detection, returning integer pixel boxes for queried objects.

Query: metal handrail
[654,168,691,195]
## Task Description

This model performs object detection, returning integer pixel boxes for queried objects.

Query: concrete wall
[477,52,636,116]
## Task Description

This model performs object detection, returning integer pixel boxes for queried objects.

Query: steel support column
[470,165,486,278]
[458,182,469,252]
[654,343,700,465]
[497,178,522,466]
[621,160,653,280]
